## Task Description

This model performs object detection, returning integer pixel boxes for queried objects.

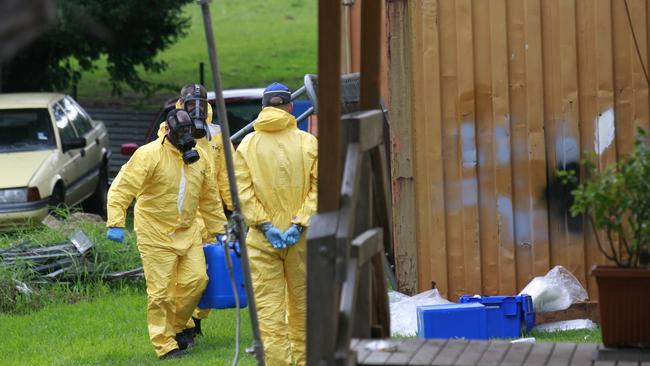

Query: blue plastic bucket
[198,242,248,309]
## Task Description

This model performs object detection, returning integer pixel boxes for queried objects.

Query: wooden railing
[307,109,392,366]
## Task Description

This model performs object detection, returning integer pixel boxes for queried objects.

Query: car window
[215,101,262,144]
[53,102,78,142]
[0,108,56,152]
[61,97,93,135]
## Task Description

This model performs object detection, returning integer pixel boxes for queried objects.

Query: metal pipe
[197,1,264,364]
[296,106,315,124]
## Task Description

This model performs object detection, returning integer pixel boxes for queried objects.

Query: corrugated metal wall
[388,0,650,301]
[86,108,155,181]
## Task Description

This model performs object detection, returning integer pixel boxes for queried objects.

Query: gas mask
[181,84,210,139]
[166,109,200,165]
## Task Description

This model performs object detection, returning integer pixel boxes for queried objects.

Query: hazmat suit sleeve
[234,145,271,226]
[292,135,318,227]
[107,148,152,228]
[214,134,234,211]
[198,150,228,235]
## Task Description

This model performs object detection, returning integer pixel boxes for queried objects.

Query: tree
[1,0,193,95]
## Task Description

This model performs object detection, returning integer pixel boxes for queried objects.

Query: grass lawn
[1,288,256,366]
[530,328,602,343]
[76,0,317,107]
[1,214,601,365]
[0,285,602,365]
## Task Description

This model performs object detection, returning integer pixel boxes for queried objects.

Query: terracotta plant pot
[591,265,650,348]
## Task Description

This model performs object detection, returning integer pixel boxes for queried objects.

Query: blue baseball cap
[262,82,292,106]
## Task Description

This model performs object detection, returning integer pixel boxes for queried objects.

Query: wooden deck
[352,339,650,366]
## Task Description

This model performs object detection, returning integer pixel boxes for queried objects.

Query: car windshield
[0,109,56,152]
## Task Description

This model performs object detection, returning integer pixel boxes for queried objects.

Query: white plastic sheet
[519,265,588,313]
[389,289,452,337]
[532,319,598,333]
[511,337,536,344]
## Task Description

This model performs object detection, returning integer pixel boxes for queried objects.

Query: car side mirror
[121,143,139,156]
[63,137,86,152]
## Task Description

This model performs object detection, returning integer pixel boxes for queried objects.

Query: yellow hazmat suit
[107,135,226,357]
[167,103,235,324]
[156,120,229,325]
[234,106,318,366]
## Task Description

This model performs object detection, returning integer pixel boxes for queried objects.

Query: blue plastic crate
[459,295,535,339]
[417,303,488,340]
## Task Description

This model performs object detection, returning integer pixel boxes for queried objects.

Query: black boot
[175,331,194,350]
[192,317,203,337]
[160,348,188,360]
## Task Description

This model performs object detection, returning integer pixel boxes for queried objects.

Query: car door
[61,97,101,201]
[52,100,84,206]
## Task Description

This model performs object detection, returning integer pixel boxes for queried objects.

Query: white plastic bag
[519,265,588,313]
[389,289,452,337]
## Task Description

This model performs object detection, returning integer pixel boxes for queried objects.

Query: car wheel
[48,184,65,216]
[83,164,108,219]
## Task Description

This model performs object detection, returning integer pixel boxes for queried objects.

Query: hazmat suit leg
[248,230,291,366]
[286,236,307,365]
[193,308,211,319]
[184,226,213,330]
[139,244,183,357]
[183,308,210,333]
[172,244,209,334]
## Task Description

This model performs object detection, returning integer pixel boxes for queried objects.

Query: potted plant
[562,128,650,348]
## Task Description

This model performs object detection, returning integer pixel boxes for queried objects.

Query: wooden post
[318,0,342,212]
[360,0,381,110]
[387,0,419,294]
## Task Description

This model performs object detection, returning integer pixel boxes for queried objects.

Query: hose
[223,229,241,366]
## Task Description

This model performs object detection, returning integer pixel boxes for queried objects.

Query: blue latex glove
[259,222,286,249]
[107,227,124,243]
[216,233,227,245]
[283,224,303,246]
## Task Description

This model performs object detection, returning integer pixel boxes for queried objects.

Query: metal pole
[197,1,265,365]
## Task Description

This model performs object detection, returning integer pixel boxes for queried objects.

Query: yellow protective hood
[157,122,168,139]
[253,107,296,132]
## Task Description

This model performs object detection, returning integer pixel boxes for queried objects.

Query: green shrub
[561,128,650,267]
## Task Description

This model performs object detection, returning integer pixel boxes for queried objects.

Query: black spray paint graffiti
[544,161,583,234]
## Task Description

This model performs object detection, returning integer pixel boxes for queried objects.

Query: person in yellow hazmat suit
[106,108,227,360]
[234,82,318,366]
[176,84,234,212]
[155,84,235,340]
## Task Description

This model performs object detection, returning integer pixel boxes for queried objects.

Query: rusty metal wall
[388,0,650,301]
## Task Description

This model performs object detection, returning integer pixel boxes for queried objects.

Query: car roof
[208,88,264,101]
[0,93,66,109]
[163,88,265,110]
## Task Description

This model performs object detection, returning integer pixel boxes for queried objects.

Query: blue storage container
[198,242,248,309]
[417,303,488,340]
[459,294,535,338]
[291,100,313,131]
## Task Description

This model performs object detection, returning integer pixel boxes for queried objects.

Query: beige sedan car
[0,93,110,229]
